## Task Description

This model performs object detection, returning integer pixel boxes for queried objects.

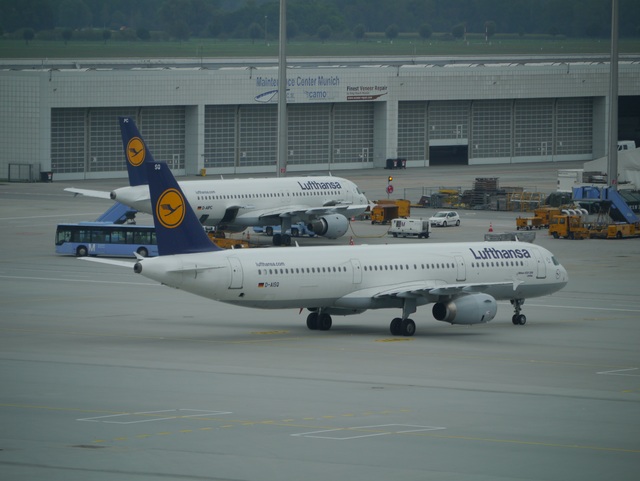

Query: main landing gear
[511,298,526,325]
[306,311,332,331]
[306,311,417,336]
[389,318,416,336]
[389,298,417,336]
[272,233,292,246]
[273,218,293,246]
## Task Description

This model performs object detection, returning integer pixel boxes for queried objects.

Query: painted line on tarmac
[502,301,640,313]
[597,367,640,377]
[0,274,153,286]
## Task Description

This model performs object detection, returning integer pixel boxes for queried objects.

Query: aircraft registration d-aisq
[82,159,569,337]
[66,117,369,246]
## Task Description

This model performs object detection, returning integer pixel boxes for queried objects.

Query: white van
[389,218,430,238]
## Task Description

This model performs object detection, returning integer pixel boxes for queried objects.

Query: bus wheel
[137,247,149,257]
[76,245,88,257]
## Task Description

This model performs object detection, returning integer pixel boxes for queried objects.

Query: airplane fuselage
[136,241,568,320]
[112,176,368,229]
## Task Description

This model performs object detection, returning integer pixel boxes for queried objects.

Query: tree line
[2,0,639,43]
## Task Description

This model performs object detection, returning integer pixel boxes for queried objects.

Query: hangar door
[428,101,470,166]
[51,106,185,175]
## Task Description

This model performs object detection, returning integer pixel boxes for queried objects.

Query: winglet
[119,117,154,186]
[146,161,221,256]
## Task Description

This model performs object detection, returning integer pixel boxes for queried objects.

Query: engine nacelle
[432,294,497,325]
[307,214,349,239]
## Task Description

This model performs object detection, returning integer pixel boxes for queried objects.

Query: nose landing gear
[511,299,526,325]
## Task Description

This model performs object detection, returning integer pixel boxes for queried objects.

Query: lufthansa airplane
[83,160,569,337]
[66,117,369,246]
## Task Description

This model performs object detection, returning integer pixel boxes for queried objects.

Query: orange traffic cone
[488,222,493,232]
[349,236,354,245]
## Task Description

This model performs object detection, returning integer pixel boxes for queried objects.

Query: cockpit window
[551,256,560,266]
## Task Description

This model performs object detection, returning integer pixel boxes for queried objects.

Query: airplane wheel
[512,314,526,325]
[266,227,274,236]
[272,233,282,246]
[306,312,319,330]
[318,313,332,331]
[401,319,416,336]
[390,317,402,335]
[282,234,292,246]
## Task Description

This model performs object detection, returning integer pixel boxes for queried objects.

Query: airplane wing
[337,280,520,304]
[236,203,369,222]
[303,203,370,215]
[65,187,112,200]
[372,279,522,298]
[371,280,521,299]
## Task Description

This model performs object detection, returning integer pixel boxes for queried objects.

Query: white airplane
[82,160,569,337]
[66,117,369,246]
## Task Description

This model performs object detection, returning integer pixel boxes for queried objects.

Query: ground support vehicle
[516,216,544,230]
[208,234,251,249]
[549,215,590,239]
[588,222,639,239]
[388,218,430,238]
[371,204,398,224]
[390,199,411,217]
[516,207,561,230]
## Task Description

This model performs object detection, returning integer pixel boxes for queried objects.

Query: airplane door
[228,257,243,289]
[454,255,466,281]
[350,259,362,284]
[532,249,547,279]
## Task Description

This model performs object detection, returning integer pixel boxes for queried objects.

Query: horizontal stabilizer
[64,187,111,200]
[79,257,135,268]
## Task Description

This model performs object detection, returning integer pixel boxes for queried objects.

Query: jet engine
[307,214,349,239]
[432,294,497,325]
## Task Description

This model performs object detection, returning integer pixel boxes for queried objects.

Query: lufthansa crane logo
[156,188,185,229]
[126,137,145,167]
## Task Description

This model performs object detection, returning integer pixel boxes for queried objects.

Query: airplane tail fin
[146,161,221,255]
[119,116,153,186]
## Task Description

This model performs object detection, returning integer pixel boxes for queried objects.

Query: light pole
[264,15,268,44]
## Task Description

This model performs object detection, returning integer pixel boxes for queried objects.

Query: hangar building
[1,55,639,181]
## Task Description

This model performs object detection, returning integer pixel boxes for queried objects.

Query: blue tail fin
[146,161,221,256]
[119,116,153,186]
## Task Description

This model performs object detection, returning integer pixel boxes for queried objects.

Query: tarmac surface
[1,162,639,481]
